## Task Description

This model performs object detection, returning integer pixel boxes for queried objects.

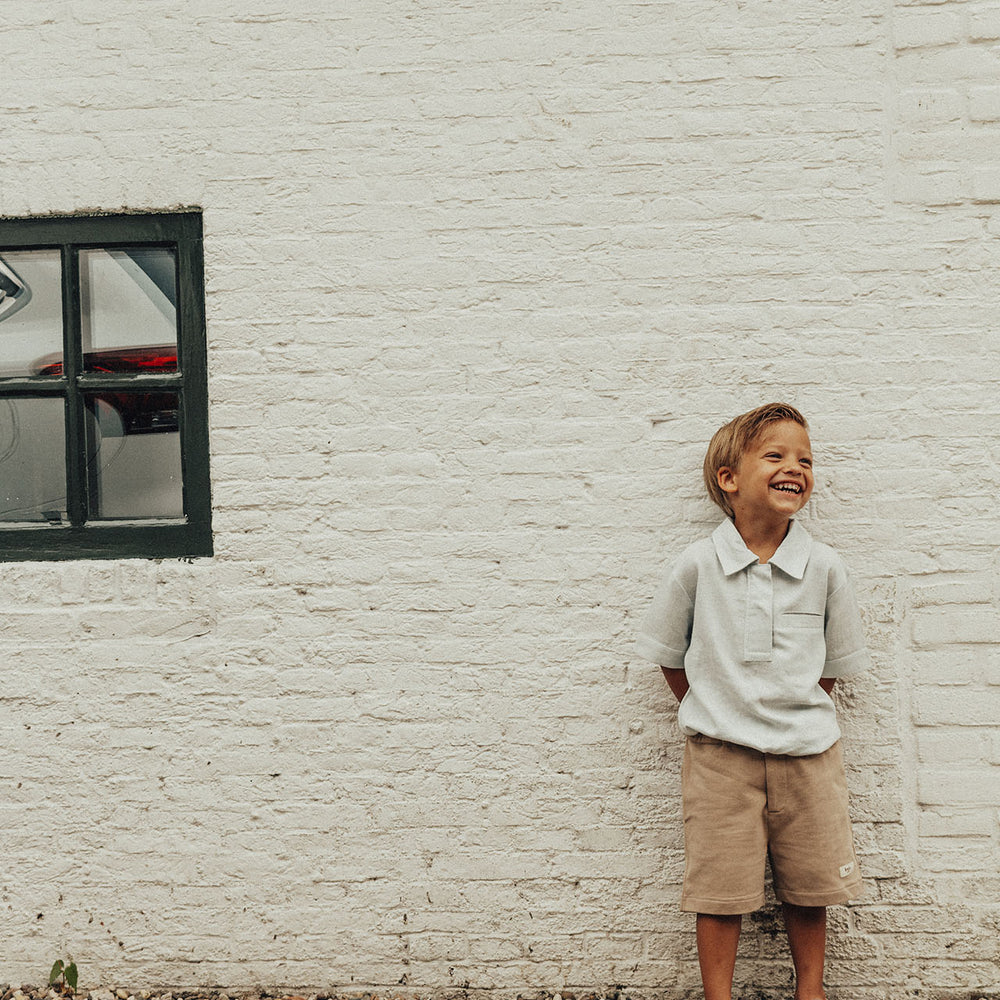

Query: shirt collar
[712,518,812,579]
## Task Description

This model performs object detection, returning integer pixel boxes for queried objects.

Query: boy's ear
[717,466,739,494]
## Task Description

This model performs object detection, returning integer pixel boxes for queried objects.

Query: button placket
[745,563,773,661]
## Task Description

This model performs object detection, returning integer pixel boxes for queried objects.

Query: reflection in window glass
[0,250,64,378]
[85,391,183,519]
[79,248,178,365]
[0,397,66,522]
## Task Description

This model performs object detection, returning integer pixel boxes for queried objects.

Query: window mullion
[61,244,87,527]
[176,222,210,527]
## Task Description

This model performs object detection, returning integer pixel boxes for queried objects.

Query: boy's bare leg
[782,903,827,1000]
[696,913,742,1000]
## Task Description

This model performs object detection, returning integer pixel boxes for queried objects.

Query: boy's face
[717,420,814,523]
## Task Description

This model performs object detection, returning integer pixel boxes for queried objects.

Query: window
[0,210,212,561]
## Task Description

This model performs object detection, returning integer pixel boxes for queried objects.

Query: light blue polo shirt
[635,519,869,756]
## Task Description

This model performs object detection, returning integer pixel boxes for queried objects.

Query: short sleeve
[822,564,870,678]
[635,565,695,670]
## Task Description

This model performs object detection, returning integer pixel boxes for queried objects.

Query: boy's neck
[731,513,793,565]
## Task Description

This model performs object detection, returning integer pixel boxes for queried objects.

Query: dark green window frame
[0,210,212,561]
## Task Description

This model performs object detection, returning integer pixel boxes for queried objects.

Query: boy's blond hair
[703,403,809,518]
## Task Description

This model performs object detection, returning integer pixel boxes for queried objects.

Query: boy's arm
[822,562,870,681]
[636,561,695,672]
[661,667,690,703]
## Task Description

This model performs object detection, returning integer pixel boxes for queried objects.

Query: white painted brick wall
[1,1,999,997]
[891,0,1000,205]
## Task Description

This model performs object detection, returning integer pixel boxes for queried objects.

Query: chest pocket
[781,611,824,629]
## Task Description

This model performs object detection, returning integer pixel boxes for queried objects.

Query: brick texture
[891,0,1000,204]
[0,1,998,997]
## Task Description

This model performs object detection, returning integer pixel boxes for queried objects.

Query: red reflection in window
[32,345,178,376]
[32,346,179,434]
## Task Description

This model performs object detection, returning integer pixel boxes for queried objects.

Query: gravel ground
[0,989,615,1000]
[0,989,589,1000]
[0,989,399,1000]
[6,989,1000,1000]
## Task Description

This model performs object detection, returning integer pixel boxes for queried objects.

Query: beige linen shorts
[680,734,863,914]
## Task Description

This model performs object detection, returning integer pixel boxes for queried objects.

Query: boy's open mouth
[771,482,803,494]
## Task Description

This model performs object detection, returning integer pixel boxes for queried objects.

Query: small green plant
[48,958,78,996]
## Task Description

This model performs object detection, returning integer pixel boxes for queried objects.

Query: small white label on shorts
[839,862,855,879]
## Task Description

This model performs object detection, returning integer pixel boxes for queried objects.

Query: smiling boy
[635,403,869,1000]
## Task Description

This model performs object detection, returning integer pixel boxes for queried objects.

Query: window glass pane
[79,248,178,372]
[0,250,64,378]
[0,397,67,523]
[85,391,183,519]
